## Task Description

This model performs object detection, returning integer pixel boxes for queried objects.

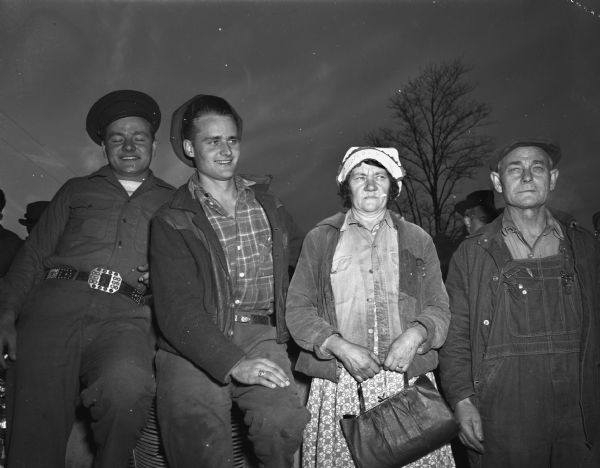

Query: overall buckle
[88,267,122,294]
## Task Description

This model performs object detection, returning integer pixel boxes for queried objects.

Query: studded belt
[45,266,145,305]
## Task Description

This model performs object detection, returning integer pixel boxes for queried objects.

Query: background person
[0,90,174,467]
[455,190,500,235]
[18,200,50,236]
[286,146,455,468]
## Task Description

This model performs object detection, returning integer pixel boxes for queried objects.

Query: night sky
[1,0,599,238]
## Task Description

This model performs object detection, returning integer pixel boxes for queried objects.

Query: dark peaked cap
[86,90,161,145]
[490,139,561,170]
[19,201,50,226]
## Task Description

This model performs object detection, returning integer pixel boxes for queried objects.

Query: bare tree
[368,59,493,239]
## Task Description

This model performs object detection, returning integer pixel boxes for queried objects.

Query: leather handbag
[339,373,459,468]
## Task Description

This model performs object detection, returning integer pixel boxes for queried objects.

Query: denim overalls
[472,241,595,468]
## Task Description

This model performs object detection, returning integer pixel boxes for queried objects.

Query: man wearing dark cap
[455,190,500,235]
[149,94,308,468]
[0,90,173,467]
[18,200,50,235]
[440,140,600,467]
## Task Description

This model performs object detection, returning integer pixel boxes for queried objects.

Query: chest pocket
[330,255,355,307]
[398,250,425,300]
[502,262,579,337]
[67,199,114,239]
[257,234,274,278]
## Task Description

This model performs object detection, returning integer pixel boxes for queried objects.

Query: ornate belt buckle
[88,267,122,294]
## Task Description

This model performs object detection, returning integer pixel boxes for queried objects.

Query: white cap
[336,146,405,190]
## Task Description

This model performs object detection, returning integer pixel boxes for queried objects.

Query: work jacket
[286,211,450,383]
[149,179,301,384]
[439,209,600,452]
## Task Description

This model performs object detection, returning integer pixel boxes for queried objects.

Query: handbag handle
[356,372,410,413]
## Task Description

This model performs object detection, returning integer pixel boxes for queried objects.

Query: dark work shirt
[0,225,23,277]
[0,165,173,318]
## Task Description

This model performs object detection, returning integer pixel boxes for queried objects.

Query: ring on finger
[258,369,266,377]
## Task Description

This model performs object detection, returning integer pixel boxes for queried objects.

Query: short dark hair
[338,159,400,209]
[0,189,5,212]
[181,95,243,141]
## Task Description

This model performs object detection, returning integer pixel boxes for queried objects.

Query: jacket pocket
[66,199,113,239]
[398,251,425,306]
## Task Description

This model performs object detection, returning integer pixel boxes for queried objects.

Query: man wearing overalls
[439,140,600,468]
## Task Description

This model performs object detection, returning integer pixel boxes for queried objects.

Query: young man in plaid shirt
[149,95,309,468]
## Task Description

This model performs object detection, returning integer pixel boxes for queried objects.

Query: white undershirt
[118,179,143,196]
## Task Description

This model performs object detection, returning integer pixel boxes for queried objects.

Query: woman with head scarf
[286,147,455,467]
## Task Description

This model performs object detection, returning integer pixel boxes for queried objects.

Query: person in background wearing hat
[19,200,50,236]
[455,190,500,236]
[285,147,454,467]
[149,94,308,468]
[0,90,174,467]
[0,189,22,278]
[439,140,600,467]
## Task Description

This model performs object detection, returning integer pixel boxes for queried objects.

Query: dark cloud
[1,0,599,237]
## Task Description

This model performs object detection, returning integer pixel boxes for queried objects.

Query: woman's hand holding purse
[382,324,427,372]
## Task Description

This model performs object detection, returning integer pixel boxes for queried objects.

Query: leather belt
[234,313,275,326]
[45,266,145,305]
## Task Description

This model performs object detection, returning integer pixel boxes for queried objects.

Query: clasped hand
[326,327,426,383]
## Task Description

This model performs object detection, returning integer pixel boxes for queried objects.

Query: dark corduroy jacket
[286,211,450,383]
[149,180,301,384]
[439,209,600,455]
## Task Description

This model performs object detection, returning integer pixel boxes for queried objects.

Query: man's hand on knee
[229,357,291,389]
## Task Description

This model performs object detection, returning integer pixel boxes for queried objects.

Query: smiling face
[348,162,391,215]
[490,146,558,210]
[102,116,155,181]
[183,114,240,185]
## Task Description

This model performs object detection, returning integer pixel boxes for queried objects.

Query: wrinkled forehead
[500,145,553,168]
[349,161,389,176]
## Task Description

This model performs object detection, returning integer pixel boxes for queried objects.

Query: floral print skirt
[302,368,455,468]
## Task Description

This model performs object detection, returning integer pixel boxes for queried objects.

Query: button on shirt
[330,210,400,357]
[502,209,563,259]
[189,173,274,314]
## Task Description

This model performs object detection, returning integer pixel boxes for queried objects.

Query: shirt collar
[188,173,255,204]
[87,165,167,187]
[501,207,564,240]
[342,209,394,232]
